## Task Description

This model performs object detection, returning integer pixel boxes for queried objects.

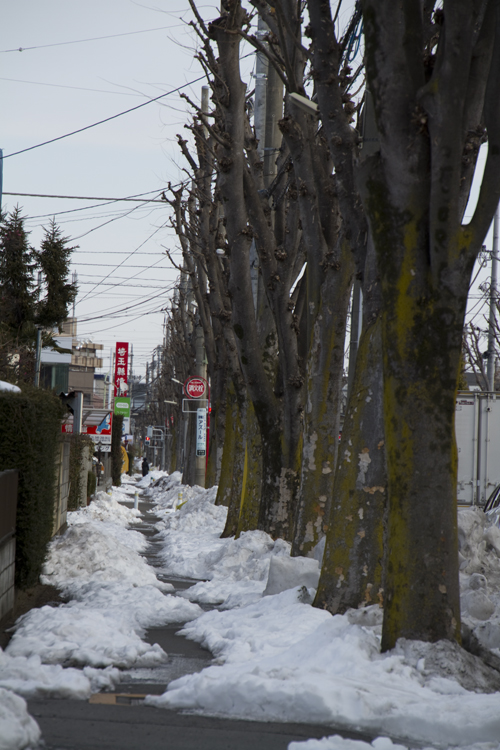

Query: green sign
[114,396,130,418]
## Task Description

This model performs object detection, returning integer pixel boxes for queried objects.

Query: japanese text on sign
[114,342,129,397]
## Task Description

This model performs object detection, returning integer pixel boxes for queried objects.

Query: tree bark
[314,313,385,613]
[293,254,353,556]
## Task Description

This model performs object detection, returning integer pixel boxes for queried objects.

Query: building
[40,318,104,404]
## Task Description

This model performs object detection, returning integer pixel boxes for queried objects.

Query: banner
[114,342,129,397]
[62,409,113,451]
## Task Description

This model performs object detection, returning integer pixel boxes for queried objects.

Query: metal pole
[107,348,113,409]
[73,392,83,435]
[347,280,362,399]
[487,205,499,391]
[0,148,3,213]
[34,327,42,386]
[201,85,210,138]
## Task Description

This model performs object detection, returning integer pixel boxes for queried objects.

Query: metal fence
[0,469,18,621]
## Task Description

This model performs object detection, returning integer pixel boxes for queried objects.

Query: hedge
[0,384,64,589]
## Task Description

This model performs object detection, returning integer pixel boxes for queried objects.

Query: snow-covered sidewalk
[2,471,500,750]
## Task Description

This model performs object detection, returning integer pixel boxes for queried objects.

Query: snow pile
[152,483,228,582]
[0,380,21,393]
[6,474,500,749]
[458,508,500,654]
[41,521,159,593]
[142,471,183,503]
[0,688,40,750]
[4,485,202,690]
[151,483,316,606]
[178,532,295,607]
[263,555,320,596]
[142,494,500,749]
[0,649,118,699]
[69,490,142,526]
[6,582,201,669]
[134,470,167,489]
[289,738,408,750]
[148,588,500,747]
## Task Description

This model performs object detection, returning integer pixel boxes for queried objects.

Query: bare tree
[353,0,500,650]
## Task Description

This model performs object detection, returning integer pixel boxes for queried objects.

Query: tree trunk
[206,368,226,488]
[293,252,353,556]
[379,275,463,649]
[236,400,262,536]
[216,380,243,505]
[314,314,385,613]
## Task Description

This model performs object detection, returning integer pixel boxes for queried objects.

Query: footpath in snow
[2,471,500,750]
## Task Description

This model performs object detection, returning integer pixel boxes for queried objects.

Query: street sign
[196,407,207,457]
[114,342,129,397]
[184,377,207,399]
[94,444,111,453]
[114,397,130,418]
[182,398,208,413]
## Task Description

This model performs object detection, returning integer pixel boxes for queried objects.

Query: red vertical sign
[114,342,129,397]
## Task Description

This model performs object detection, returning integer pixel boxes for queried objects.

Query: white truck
[456,391,500,506]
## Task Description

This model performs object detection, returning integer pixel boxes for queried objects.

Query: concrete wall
[53,439,70,535]
[0,538,15,621]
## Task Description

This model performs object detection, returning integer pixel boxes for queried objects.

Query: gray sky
[1,0,217,378]
[1,1,494,378]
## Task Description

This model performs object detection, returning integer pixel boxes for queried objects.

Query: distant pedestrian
[142,457,149,477]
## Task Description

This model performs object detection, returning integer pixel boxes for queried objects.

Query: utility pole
[0,148,3,212]
[72,271,77,319]
[251,13,283,327]
[107,348,113,409]
[34,326,42,387]
[487,205,499,391]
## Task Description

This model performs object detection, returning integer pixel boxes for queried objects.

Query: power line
[1,75,206,160]
[0,77,143,97]
[4,191,165,203]
[0,26,177,54]
[76,284,176,322]
[77,281,168,289]
[73,264,169,269]
[74,251,166,255]
[70,201,157,241]
[77,235,168,305]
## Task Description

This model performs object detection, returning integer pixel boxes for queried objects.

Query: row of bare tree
[155,0,500,652]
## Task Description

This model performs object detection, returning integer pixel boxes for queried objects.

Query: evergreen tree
[0,207,36,337]
[35,219,78,330]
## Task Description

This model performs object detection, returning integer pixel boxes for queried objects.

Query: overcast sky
[1,0,219,378]
[1,1,494,380]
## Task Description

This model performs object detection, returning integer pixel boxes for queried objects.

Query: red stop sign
[184,377,207,399]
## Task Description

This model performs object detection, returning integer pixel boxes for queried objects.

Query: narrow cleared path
[27,482,379,749]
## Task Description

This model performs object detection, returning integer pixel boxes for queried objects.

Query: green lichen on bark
[314,316,385,613]
[293,254,353,557]
[236,400,262,536]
